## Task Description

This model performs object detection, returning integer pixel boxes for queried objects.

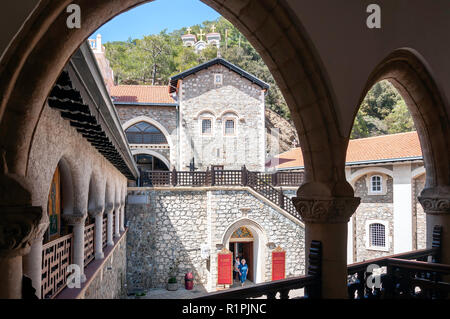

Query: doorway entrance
[134,154,169,186]
[228,226,254,282]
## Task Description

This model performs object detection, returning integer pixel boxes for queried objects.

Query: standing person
[234,257,240,282]
[239,258,248,287]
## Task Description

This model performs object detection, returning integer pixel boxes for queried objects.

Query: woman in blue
[238,258,248,287]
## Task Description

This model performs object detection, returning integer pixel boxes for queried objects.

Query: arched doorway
[229,226,254,283]
[222,218,267,285]
[134,153,169,187]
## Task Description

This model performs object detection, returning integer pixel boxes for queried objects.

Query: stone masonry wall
[82,234,127,299]
[353,175,394,261]
[413,174,426,249]
[125,187,305,292]
[179,64,265,171]
[126,189,208,290]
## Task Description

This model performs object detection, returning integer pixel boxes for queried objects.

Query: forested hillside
[104,17,414,140]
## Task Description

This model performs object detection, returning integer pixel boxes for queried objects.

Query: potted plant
[167,258,180,291]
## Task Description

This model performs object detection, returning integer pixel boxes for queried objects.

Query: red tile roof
[110,85,175,104]
[268,131,422,169]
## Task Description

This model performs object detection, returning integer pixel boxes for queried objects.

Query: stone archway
[355,49,449,191]
[0,0,345,200]
[222,218,268,284]
[355,48,450,262]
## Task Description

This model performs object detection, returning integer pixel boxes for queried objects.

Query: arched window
[371,175,382,193]
[125,121,167,144]
[201,118,212,135]
[224,119,235,135]
[369,223,386,247]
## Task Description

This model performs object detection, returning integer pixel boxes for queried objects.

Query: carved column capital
[292,196,360,223]
[62,213,87,226]
[418,197,450,215]
[105,203,114,214]
[0,206,43,257]
[88,207,104,218]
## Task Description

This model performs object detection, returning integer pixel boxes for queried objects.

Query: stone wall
[28,102,127,214]
[82,234,127,299]
[179,64,266,171]
[413,174,427,249]
[125,187,305,292]
[353,175,394,261]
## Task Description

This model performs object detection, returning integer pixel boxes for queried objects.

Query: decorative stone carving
[88,206,104,218]
[292,196,360,223]
[105,203,114,214]
[418,197,450,215]
[0,206,43,257]
[62,213,87,226]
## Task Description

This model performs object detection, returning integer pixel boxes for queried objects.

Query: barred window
[371,175,382,192]
[202,119,212,134]
[224,119,235,135]
[125,122,167,144]
[369,223,386,247]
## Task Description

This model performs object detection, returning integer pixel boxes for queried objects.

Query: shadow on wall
[125,190,208,293]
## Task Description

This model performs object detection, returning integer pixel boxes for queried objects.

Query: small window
[214,74,223,85]
[369,223,386,247]
[202,118,212,134]
[224,119,235,135]
[371,175,382,193]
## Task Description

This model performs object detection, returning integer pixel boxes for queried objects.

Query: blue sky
[92,0,221,43]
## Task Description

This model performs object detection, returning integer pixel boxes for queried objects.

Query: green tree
[384,100,415,134]
[351,80,415,139]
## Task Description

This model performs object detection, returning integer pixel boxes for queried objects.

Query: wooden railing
[41,233,73,299]
[102,216,107,248]
[141,167,303,222]
[347,225,448,299]
[84,223,95,266]
[142,168,303,188]
[197,241,322,299]
[247,172,301,220]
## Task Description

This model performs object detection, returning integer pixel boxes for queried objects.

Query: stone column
[293,195,360,298]
[119,204,125,232]
[418,186,450,265]
[114,205,120,238]
[89,207,104,260]
[0,206,42,299]
[22,220,48,299]
[63,214,87,283]
[106,205,114,246]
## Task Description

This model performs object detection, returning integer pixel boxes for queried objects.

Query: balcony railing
[347,225,448,299]
[141,168,303,188]
[84,223,95,266]
[41,233,73,299]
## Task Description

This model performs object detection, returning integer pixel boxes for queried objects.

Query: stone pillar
[22,219,48,299]
[418,186,450,265]
[106,205,114,246]
[0,206,42,299]
[89,207,104,260]
[119,204,125,232]
[114,205,120,238]
[63,214,87,283]
[393,164,413,253]
[293,195,360,298]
